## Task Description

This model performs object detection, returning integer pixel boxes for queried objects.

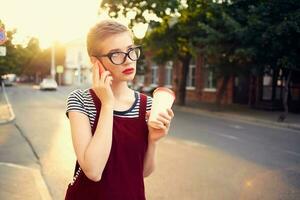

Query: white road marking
[163,139,177,145]
[283,150,300,157]
[218,133,239,140]
[182,140,203,147]
[164,138,208,148]
[182,140,199,147]
[229,124,244,129]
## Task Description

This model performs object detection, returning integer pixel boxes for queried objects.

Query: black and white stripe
[66,89,152,126]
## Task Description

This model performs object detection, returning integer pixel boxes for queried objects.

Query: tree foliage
[100,0,300,106]
[0,20,65,82]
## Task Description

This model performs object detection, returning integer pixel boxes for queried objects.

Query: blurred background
[0,0,300,199]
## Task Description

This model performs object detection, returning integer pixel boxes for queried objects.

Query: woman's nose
[123,55,134,65]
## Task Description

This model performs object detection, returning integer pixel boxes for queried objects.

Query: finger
[157,114,172,129]
[156,115,170,126]
[100,71,111,84]
[167,108,174,118]
[151,124,167,131]
[158,112,172,121]
[101,71,111,78]
[105,76,113,86]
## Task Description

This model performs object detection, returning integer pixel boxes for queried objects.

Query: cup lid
[153,87,176,99]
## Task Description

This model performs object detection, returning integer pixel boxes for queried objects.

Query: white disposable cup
[148,87,175,129]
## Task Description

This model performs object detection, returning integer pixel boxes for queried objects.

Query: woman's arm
[143,108,174,177]
[143,140,157,177]
[69,63,115,182]
[69,104,113,182]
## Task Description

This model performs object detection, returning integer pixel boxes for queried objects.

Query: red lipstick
[122,68,134,74]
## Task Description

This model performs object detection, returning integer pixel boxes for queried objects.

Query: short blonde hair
[86,19,132,56]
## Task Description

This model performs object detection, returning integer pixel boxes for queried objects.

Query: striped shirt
[66,89,152,127]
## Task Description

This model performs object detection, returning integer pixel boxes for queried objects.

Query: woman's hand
[92,61,114,107]
[146,108,174,142]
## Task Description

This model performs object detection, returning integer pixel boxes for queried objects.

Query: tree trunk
[278,70,292,122]
[255,75,261,108]
[177,56,191,106]
[248,75,255,107]
[271,69,279,102]
[216,75,230,109]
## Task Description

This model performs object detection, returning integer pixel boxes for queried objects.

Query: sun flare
[0,0,149,49]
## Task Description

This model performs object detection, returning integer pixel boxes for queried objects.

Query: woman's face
[96,32,138,82]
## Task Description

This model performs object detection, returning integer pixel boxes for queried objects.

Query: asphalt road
[4,84,300,200]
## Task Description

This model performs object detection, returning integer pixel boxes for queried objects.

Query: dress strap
[139,93,147,120]
[89,88,101,134]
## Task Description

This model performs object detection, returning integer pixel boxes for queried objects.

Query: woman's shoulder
[135,91,152,110]
[66,88,93,118]
[68,88,92,99]
[134,90,152,100]
[67,89,95,108]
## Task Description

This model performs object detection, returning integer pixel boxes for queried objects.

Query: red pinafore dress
[65,89,149,200]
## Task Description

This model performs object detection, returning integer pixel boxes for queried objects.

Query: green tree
[0,20,65,83]
[190,1,254,106]
[21,38,41,76]
[142,9,201,105]
[101,0,206,105]
[101,0,253,105]
[0,22,20,76]
[231,0,300,120]
[101,0,180,25]
[101,0,300,110]
[0,21,45,79]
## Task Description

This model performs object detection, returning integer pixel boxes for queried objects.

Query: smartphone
[96,60,106,76]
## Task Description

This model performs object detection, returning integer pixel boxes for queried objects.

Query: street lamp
[51,42,56,79]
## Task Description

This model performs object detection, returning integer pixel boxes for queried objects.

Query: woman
[65,19,174,200]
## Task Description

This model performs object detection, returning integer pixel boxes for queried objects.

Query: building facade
[143,56,233,105]
[142,55,300,112]
[64,38,92,86]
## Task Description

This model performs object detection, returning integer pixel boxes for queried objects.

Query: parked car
[2,77,13,86]
[40,78,58,90]
[1,74,16,86]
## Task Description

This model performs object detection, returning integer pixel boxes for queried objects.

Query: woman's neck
[111,81,132,100]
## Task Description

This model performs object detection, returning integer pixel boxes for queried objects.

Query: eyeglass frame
[92,45,142,65]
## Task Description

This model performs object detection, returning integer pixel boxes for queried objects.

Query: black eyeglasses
[93,45,141,65]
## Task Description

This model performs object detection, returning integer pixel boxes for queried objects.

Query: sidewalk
[0,84,14,124]
[0,85,52,200]
[175,101,300,131]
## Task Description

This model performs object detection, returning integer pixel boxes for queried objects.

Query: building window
[203,63,216,92]
[186,60,196,90]
[151,64,158,86]
[275,69,284,100]
[165,61,173,87]
[262,68,273,100]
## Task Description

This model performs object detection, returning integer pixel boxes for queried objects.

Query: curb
[0,82,15,124]
[0,162,52,200]
[174,106,300,131]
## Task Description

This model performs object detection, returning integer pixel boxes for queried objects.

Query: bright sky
[0,0,149,49]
